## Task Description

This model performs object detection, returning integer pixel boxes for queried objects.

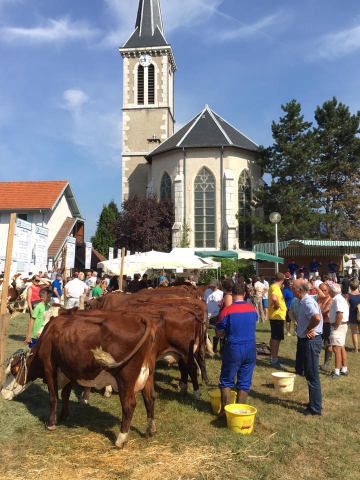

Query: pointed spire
[123,0,168,49]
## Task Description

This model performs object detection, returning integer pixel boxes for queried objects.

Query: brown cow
[86,284,200,310]
[1,311,159,448]
[61,300,208,399]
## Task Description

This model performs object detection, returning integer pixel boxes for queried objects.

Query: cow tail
[206,335,214,357]
[92,318,151,369]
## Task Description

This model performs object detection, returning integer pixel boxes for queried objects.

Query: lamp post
[269,212,281,274]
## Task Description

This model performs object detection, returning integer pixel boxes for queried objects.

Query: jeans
[300,335,322,414]
[295,337,304,375]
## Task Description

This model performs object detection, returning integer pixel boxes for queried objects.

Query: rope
[0,349,32,391]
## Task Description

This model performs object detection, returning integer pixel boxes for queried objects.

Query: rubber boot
[219,387,231,418]
[213,336,219,353]
[320,349,332,372]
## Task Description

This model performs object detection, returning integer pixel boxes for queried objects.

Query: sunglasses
[34,279,40,283]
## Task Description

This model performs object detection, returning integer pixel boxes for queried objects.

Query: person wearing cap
[51,273,63,304]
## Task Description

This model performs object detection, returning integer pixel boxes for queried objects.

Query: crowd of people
[211,259,360,418]
[4,256,359,419]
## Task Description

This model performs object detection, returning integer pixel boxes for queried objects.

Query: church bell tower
[120,0,177,200]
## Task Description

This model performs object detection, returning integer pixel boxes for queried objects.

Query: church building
[120,0,262,250]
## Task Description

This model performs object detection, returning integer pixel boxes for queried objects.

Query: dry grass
[1,314,360,480]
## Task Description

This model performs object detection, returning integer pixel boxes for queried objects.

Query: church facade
[120,0,262,251]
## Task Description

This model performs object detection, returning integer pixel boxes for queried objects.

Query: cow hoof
[115,432,129,449]
[79,398,89,404]
[103,392,112,399]
[145,419,156,437]
[46,424,56,431]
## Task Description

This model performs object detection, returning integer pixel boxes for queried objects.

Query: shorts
[262,298,268,308]
[285,310,291,323]
[270,320,284,340]
[52,297,60,304]
[219,342,256,392]
[322,323,331,346]
[330,323,348,347]
[28,338,38,349]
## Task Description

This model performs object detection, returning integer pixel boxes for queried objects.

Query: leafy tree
[250,99,319,242]
[91,200,120,257]
[111,194,174,252]
[313,97,360,239]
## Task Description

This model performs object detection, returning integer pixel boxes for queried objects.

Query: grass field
[1,313,360,480]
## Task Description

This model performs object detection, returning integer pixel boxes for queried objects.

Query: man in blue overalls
[216,283,258,415]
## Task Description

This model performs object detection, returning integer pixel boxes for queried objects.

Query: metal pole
[275,223,279,274]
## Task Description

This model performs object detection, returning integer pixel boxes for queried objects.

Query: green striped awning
[253,239,360,257]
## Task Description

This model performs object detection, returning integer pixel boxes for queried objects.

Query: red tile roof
[0,181,68,210]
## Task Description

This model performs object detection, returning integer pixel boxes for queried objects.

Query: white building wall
[0,194,73,265]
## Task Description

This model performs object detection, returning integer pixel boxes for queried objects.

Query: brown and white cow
[1,311,159,448]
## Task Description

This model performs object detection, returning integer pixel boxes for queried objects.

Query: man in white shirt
[65,273,88,308]
[260,275,269,321]
[329,283,349,379]
[254,276,268,323]
[204,280,223,322]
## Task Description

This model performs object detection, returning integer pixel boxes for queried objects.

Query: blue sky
[1,0,360,239]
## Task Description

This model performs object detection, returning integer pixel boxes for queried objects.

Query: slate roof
[147,106,259,161]
[123,0,168,48]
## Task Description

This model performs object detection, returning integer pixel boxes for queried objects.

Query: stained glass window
[238,170,252,249]
[160,172,172,199]
[194,168,215,248]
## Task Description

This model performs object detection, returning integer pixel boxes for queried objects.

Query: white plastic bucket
[272,372,296,393]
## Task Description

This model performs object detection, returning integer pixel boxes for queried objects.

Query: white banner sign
[48,259,53,271]
[66,237,76,268]
[35,225,48,269]
[15,219,32,263]
[58,258,62,269]
[85,242,92,270]
[109,247,114,262]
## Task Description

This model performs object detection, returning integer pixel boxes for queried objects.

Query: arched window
[148,64,155,104]
[194,168,215,248]
[160,172,172,199]
[137,65,144,105]
[238,170,252,249]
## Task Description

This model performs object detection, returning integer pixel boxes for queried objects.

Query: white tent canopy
[97,249,220,276]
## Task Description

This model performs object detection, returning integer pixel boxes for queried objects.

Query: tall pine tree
[91,200,120,257]
[251,100,319,242]
[313,97,360,239]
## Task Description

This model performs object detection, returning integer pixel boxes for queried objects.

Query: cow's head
[1,349,33,400]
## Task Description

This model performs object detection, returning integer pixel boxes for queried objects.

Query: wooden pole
[119,248,126,292]
[0,213,17,385]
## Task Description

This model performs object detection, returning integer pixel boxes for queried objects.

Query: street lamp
[269,212,281,274]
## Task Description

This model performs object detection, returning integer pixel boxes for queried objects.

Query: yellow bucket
[224,403,257,434]
[272,372,296,393]
[208,389,236,414]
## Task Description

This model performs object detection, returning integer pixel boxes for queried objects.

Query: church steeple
[120,0,176,201]
[123,0,168,48]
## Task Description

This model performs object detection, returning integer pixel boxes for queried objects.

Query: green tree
[313,97,360,239]
[91,200,120,257]
[111,194,174,252]
[250,100,320,242]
